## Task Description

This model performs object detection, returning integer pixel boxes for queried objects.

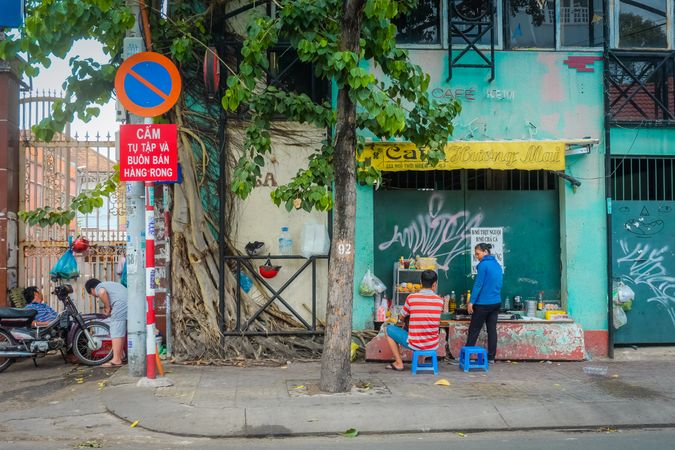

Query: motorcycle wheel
[0,328,16,373]
[72,320,113,366]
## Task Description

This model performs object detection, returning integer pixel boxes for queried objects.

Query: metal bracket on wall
[448,0,496,82]
[551,170,582,188]
[564,138,599,157]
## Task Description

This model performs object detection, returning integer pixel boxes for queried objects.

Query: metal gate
[611,157,675,344]
[19,91,126,313]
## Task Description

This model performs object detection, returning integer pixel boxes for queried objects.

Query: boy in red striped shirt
[384,270,444,371]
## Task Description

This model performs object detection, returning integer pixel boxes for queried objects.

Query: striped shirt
[402,289,444,350]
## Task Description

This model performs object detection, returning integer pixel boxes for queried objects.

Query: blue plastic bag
[120,261,128,287]
[239,272,253,293]
[50,237,79,280]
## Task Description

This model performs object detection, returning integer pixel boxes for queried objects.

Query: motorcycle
[0,283,113,373]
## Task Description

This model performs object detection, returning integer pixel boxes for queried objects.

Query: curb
[102,403,675,439]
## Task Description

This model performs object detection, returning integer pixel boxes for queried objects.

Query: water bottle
[504,296,511,310]
[278,226,293,255]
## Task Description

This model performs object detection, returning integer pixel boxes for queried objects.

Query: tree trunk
[319,0,364,393]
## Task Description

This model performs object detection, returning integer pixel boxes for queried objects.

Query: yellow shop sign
[358,141,566,171]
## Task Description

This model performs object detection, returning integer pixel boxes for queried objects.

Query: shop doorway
[373,169,561,305]
[610,156,675,344]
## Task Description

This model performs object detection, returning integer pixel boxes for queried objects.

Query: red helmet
[72,236,90,254]
[259,257,281,279]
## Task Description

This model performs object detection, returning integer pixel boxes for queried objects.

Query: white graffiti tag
[378,193,483,271]
[617,240,675,327]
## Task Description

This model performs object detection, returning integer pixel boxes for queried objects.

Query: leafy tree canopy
[225,0,461,213]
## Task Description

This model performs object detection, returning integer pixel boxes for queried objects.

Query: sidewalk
[100,358,675,438]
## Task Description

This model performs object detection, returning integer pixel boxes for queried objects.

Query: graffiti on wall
[617,240,675,328]
[378,193,483,271]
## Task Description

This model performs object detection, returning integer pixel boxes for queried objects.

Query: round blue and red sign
[115,52,182,117]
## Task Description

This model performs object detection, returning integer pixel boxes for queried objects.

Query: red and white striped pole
[144,181,157,379]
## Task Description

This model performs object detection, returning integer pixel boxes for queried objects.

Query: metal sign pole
[144,179,157,379]
[123,0,146,378]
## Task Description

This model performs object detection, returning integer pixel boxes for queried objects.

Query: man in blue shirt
[23,287,58,323]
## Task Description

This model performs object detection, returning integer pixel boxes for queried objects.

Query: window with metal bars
[380,170,462,190]
[467,169,558,190]
[380,169,557,190]
[611,156,675,201]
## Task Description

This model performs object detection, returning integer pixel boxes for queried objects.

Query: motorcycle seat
[0,308,38,320]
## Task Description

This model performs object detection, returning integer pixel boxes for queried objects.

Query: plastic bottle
[537,291,544,310]
[449,291,457,313]
[504,296,511,310]
[278,226,293,255]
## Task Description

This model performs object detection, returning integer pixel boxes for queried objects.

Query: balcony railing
[607,50,675,126]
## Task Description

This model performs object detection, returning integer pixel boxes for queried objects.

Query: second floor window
[508,0,603,48]
[616,0,668,49]
[393,0,442,45]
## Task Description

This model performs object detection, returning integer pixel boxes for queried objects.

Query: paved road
[2,428,675,449]
[1,356,674,449]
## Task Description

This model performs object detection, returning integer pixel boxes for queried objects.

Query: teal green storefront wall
[352,50,608,332]
[352,183,375,330]
[610,128,675,156]
[373,189,561,303]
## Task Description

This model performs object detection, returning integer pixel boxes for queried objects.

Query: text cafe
[360,139,604,361]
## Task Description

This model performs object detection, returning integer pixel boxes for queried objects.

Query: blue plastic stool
[459,346,489,373]
[411,349,438,375]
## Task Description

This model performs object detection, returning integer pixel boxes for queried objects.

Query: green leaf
[343,428,359,438]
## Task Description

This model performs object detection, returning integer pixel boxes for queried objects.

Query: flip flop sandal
[385,363,405,372]
[101,362,124,368]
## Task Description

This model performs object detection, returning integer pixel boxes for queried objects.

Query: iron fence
[221,255,328,337]
[19,91,126,313]
[607,50,675,125]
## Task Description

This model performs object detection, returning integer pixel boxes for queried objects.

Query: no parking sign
[115,52,182,117]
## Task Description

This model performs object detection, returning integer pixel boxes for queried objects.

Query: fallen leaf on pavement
[434,379,451,386]
[343,428,359,438]
[294,385,305,389]
[75,378,85,384]
[458,432,466,438]
[612,374,619,378]
[130,420,140,428]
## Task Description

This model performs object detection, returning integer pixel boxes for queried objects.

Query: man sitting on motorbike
[85,278,128,368]
[23,287,58,325]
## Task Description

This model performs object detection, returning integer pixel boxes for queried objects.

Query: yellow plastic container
[416,257,437,270]
[545,310,567,320]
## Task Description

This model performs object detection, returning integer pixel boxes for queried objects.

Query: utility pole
[122,0,147,377]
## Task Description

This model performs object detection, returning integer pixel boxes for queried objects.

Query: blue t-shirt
[470,254,503,305]
[25,302,58,322]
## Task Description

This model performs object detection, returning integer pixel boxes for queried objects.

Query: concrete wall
[230,123,329,326]
[610,128,675,156]
[0,60,20,306]
[352,183,374,330]
[354,51,608,337]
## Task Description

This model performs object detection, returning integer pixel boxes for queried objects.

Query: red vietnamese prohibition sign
[115,52,182,117]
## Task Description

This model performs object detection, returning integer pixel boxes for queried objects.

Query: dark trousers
[465,303,500,361]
